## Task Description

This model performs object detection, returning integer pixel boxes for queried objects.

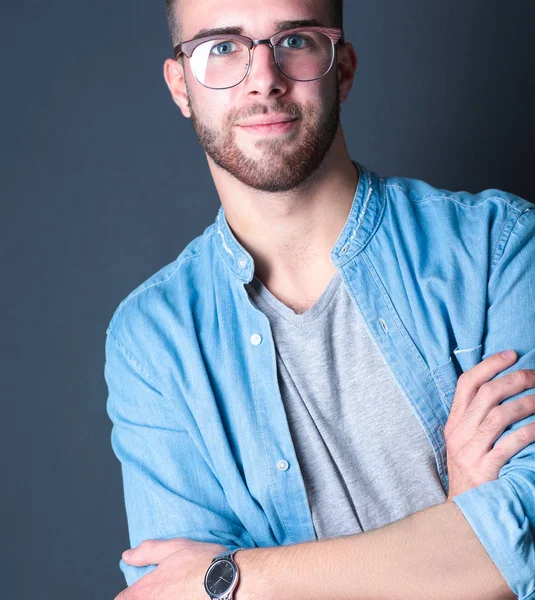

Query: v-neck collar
[247,269,343,328]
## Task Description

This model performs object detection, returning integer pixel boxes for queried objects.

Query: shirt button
[277,460,289,471]
[250,333,262,346]
[438,424,445,435]
[238,258,247,268]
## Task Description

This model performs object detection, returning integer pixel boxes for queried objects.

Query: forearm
[234,501,516,600]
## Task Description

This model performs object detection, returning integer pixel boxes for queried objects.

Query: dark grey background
[2,1,533,597]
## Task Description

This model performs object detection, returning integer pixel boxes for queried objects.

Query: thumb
[122,539,183,565]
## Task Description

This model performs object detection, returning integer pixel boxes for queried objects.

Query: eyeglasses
[174,26,344,90]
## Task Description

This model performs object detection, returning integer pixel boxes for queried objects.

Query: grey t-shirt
[245,269,446,540]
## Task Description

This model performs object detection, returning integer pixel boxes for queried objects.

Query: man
[104,0,535,598]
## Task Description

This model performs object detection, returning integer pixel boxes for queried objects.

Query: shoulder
[381,173,534,261]
[106,222,217,345]
[383,173,533,213]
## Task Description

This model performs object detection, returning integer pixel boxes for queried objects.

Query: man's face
[173,0,342,193]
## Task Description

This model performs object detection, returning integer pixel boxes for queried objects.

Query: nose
[242,42,289,99]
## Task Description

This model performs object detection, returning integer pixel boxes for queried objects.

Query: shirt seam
[490,207,533,271]
[107,322,247,530]
[106,328,159,389]
[355,252,449,482]
[108,227,216,335]
[385,183,525,213]
[215,215,252,279]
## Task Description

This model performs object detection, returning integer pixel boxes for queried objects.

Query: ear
[337,41,358,104]
[163,57,192,118]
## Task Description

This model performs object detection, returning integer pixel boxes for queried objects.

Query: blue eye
[279,35,306,49]
[210,41,238,55]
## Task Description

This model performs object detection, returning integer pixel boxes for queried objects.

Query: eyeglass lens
[189,31,334,89]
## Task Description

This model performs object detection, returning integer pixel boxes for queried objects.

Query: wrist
[233,547,273,600]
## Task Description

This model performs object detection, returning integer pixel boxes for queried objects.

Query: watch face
[205,559,236,596]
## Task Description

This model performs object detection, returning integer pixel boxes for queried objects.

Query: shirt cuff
[452,476,535,600]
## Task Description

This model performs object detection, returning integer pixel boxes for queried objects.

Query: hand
[445,349,535,501]
[116,538,227,599]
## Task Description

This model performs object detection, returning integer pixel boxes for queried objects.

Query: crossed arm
[108,338,535,600]
[108,209,535,599]
[232,500,515,600]
[119,498,516,600]
[107,340,532,600]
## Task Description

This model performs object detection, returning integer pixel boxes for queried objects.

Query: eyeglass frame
[173,26,345,90]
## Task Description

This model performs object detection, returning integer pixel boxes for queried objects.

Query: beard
[186,79,341,193]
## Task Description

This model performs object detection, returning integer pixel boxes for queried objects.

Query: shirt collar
[215,160,384,283]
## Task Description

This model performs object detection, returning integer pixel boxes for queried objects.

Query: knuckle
[489,445,508,463]
[456,447,471,468]
[457,371,469,385]
[456,371,472,390]
[515,428,531,444]
[483,409,505,430]
[509,399,527,417]
[147,539,159,551]
[457,372,476,391]
[479,381,497,397]
[455,374,478,398]
[525,423,535,438]
[499,373,517,388]
[445,436,460,455]
[513,370,532,387]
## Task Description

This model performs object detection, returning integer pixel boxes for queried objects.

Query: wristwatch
[203,548,242,599]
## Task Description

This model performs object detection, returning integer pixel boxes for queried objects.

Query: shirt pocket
[430,344,482,413]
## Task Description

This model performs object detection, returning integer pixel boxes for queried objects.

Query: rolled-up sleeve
[104,330,254,587]
[452,206,535,600]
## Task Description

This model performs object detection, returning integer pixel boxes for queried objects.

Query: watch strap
[211,548,242,562]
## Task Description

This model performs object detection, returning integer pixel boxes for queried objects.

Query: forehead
[178,0,332,40]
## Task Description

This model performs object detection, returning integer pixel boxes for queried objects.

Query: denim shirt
[105,160,535,598]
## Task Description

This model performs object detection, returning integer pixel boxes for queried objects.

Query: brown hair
[165,0,344,48]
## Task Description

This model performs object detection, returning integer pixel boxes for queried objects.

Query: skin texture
[188,91,341,194]
[167,0,344,193]
[163,0,358,312]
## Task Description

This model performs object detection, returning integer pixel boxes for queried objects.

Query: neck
[208,129,359,288]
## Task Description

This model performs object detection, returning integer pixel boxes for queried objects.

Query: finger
[461,393,535,461]
[453,371,535,451]
[122,538,185,565]
[445,350,518,435]
[486,421,535,468]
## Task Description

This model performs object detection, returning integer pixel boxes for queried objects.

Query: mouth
[236,118,298,135]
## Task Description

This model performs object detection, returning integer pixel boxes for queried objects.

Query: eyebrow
[189,19,326,42]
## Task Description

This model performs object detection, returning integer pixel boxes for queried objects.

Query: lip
[237,115,298,135]
[237,114,298,127]
[238,121,298,135]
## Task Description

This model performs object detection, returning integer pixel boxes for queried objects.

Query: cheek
[291,80,333,111]
[296,94,327,123]
[191,88,235,126]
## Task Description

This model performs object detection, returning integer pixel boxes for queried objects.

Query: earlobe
[163,58,192,118]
